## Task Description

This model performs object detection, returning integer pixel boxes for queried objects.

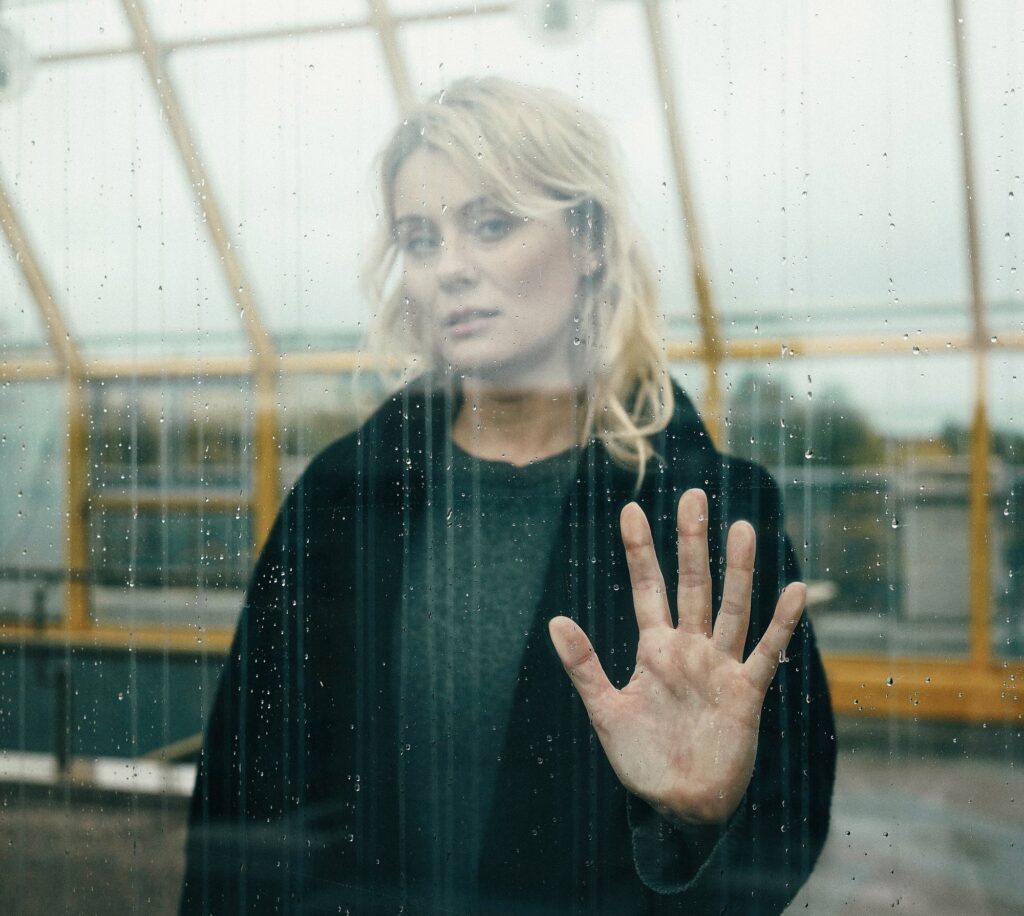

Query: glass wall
[0,1,1020,914]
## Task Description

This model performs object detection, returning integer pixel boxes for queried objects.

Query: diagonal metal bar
[641,0,724,442]
[120,1,280,551]
[0,175,82,373]
[119,0,275,364]
[368,0,416,113]
[951,0,991,669]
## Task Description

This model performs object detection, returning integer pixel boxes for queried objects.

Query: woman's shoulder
[287,385,434,510]
[660,383,785,523]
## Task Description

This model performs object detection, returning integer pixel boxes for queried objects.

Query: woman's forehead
[392,148,492,218]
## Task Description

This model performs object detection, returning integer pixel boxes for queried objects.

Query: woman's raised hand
[548,488,806,826]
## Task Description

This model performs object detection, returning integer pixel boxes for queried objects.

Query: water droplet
[804,449,814,460]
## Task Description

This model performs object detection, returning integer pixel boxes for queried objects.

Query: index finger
[620,502,673,632]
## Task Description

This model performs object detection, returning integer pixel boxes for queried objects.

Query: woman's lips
[445,309,500,337]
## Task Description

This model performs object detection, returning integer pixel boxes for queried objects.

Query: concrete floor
[1,721,1022,915]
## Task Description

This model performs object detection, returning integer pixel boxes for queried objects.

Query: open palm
[548,488,807,826]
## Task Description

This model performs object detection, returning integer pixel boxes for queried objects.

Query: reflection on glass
[0,56,245,357]
[148,0,365,43]
[5,0,131,58]
[720,354,973,656]
[965,0,1024,332]
[0,253,49,358]
[86,380,252,628]
[990,351,1023,658]
[665,0,970,338]
[279,372,381,492]
[0,381,65,621]
[169,29,398,344]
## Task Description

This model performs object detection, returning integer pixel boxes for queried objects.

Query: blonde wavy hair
[362,76,674,481]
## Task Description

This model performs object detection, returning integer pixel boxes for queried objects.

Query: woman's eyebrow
[392,214,433,233]
[393,197,503,232]
[459,196,503,218]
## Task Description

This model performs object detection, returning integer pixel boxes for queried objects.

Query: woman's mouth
[444,308,501,337]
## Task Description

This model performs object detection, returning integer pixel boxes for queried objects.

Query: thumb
[548,616,615,712]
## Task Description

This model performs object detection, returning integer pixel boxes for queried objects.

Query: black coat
[180,381,836,915]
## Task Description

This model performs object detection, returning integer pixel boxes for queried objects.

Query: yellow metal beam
[2,327,1004,387]
[672,330,976,362]
[66,380,91,630]
[119,0,275,365]
[0,360,62,381]
[368,0,415,113]
[0,177,82,373]
[252,366,281,552]
[0,621,233,654]
[0,175,91,631]
[121,0,283,565]
[951,0,992,669]
[84,354,255,379]
[824,654,1021,723]
[642,0,723,443]
[37,2,512,65]
[27,328,1014,385]
[92,491,251,513]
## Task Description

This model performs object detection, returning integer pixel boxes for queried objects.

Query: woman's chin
[438,339,509,376]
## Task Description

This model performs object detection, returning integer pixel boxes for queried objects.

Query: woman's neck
[452,382,581,466]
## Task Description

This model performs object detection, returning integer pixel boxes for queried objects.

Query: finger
[712,521,756,658]
[620,502,673,632]
[743,583,807,694]
[548,616,617,713]
[676,489,713,637]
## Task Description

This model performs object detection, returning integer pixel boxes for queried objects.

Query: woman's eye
[475,216,515,242]
[401,234,439,254]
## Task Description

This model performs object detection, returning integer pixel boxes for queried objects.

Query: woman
[180,77,836,915]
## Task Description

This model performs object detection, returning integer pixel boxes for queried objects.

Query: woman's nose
[436,235,477,292]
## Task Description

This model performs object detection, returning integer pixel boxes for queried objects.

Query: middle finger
[676,489,713,637]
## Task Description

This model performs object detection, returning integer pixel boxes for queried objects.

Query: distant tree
[725,372,884,467]
[940,422,1024,466]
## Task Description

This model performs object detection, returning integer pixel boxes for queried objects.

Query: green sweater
[394,436,580,909]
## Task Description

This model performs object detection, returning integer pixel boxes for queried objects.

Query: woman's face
[392,147,593,389]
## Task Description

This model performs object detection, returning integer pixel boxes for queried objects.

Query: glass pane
[168,30,398,347]
[89,379,252,492]
[965,0,1024,335]
[0,55,246,358]
[0,380,65,621]
[399,7,701,330]
[5,0,131,58]
[148,0,366,43]
[0,241,50,359]
[4,8,1020,916]
[87,378,252,628]
[991,349,1023,658]
[279,371,380,493]
[719,352,973,655]
[665,0,970,338]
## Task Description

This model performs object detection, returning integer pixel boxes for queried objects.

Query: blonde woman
[181,78,835,915]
